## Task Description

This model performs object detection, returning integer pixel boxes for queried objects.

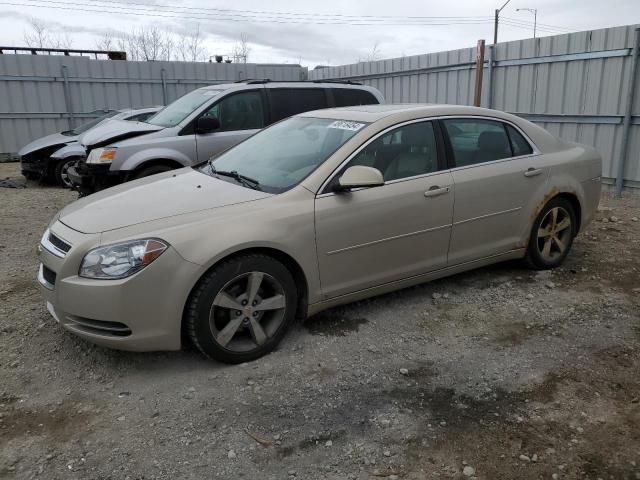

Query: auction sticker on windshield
[328,120,365,131]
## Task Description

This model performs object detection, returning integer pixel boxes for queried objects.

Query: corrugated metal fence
[309,24,640,189]
[0,55,306,158]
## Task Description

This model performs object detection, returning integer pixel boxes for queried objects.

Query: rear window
[332,88,379,107]
[269,88,328,122]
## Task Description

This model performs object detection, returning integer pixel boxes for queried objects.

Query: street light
[517,8,538,38]
[493,0,513,45]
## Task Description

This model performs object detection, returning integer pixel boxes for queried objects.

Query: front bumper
[38,222,201,352]
[68,161,126,195]
[20,156,50,177]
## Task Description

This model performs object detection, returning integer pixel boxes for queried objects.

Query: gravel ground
[1,161,639,480]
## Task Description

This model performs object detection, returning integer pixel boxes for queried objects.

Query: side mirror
[335,166,384,192]
[196,116,220,134]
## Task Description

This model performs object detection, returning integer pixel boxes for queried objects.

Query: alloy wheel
[59,160,74,188]
[536,206,572,262]
[208,271,286,353]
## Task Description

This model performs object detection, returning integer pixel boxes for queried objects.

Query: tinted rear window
[269,88,328,122]
[332,88,379,107]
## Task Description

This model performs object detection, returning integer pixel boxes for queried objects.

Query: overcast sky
[0,0,638,67]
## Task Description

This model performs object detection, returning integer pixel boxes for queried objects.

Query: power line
[86,0,494,22]
[6,0,500,25]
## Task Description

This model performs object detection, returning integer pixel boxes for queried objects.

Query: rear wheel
[132,164,174,180]
[54,158,77,188]
[525,197,577,269]
[186,254,297,363]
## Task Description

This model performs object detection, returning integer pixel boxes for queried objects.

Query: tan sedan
[38,104,602,363]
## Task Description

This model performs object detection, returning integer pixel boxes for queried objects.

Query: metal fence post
[160,68,168,105]
[60,65,75,129]
[615,27,640,196]
[487,45,495,109]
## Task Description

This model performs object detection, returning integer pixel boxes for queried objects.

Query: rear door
[195,89,266,162]
[266,88,328,124]
[442,117,549,265]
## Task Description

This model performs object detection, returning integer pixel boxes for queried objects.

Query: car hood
[18,132,75,156]
[58,168,272,234]
[79,119,163,149]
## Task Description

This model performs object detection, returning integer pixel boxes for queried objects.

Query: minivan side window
[347,121,440,182]
[269,88,327,122]
[443,118,514,167]
[203,91,264,131]
[333,88,378,107]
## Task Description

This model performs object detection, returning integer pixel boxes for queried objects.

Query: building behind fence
[310,24,640,189]
[0,55,306,158]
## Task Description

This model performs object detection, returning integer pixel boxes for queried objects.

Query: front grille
[42,265,57,286]
[66,316,132,337]
[48,233,71,253]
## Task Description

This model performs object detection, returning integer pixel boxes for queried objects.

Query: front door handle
[524,168,543,177]
[424,185,451,198]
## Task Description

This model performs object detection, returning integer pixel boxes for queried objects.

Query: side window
[506,124,534,156]
[269,88,327,122]
[443,119,512,167]
[203,91,264,131]
[333,88,379,107]
[348,121,439,182]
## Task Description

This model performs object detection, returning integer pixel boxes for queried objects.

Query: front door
[195,90,265,162]
[315,120,454,299]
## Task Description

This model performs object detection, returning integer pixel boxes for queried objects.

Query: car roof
[200,81,377,91]
[297,103,524,123]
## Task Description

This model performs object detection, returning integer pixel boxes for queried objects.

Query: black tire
[186,254,297,363]
[132,164,174,180]
[54,158,77,188]
[525,197,577,270]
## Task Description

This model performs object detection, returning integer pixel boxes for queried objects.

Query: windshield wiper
[208,164,261,191]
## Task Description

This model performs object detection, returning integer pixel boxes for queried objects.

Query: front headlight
[86,147,117,164]
[79,239,168,279]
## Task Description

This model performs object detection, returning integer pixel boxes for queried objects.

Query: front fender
[114,148,193,172]
[51,143,86,160]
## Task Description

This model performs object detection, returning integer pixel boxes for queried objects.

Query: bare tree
[95,33,114,51]
[23,17,74,50]
[232,33,251,63]
[177,24,207,62]
[366,41,382,62]
[23,18,51,48]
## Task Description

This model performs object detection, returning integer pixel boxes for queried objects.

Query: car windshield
[146,89,224,128]
[65,111,118,135]
[198,116,367,193]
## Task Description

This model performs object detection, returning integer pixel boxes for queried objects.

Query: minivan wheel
[132,164,174,180]
[54,158,76,188]
[186,254,297,363]
[525,197,577,270]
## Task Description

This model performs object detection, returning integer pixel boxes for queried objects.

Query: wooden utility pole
[474,39,485,107]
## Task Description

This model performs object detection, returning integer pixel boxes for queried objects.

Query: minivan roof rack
[234,79,363,86]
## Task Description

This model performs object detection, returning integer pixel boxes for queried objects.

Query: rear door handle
[424,186,451,198]
[524,168,543,177]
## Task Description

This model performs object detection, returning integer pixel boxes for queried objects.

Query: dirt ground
[1,161,639,480]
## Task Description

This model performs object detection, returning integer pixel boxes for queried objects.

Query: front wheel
[54,158,77,188]
[185,254,297,363]
[525,197,577,269]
